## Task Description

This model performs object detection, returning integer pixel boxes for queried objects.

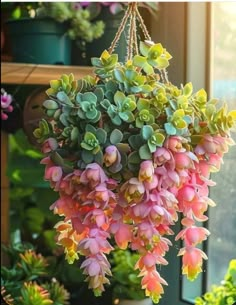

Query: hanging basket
[31,3,236,304]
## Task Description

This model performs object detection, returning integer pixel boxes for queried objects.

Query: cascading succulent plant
[34,36,236,304]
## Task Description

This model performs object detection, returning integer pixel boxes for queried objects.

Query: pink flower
[120,178,145,204]
[80,163,108,188]
[42,138,58,153]
[1,90,13,120]
[110,222,132,249]
[50,196,78,218]
[81,253,111,293]
[195,134,231,156]
[138,221,158,240]
[79,228,113,256]
[153,147,172,166]
[164,136,186,152]
[152,237,172,257]
[41,157,63,189]
[136,252,157,270]
[81,254,111,277]
[174,152,195,169]
[86,185,116,209]
[155,166,180,188]
[83,209,108,229]
[177,185,195,202]
[144,175,158,191]
[139,160,154,182]
[175,226,210,246]
[140,270,167,303]
[178,246,208,280]
[103,145,121,172]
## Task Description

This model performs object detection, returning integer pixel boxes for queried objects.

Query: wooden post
[1,130,9,264]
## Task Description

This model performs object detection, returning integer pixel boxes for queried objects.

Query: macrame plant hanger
[107,2,169,84]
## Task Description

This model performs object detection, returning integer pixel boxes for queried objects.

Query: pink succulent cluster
[40,133,234,302]
[1,89,13,120]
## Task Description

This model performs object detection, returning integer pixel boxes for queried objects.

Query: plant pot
[6,18,71,65]
[72,7,128,66]
[118,299,153,305]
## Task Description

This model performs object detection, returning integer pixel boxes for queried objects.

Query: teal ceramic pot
[6,18,71,65]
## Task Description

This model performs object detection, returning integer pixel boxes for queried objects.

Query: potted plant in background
[5,2,105,65]
[111,249,152,305]
[195,259,236,305]
[1,242,70,305]
[3,2,158,66]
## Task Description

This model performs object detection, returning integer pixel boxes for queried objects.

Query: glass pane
[208,2,236,288]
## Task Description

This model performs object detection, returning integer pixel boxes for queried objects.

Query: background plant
[1,243,70,305]
[10,2,105,43]
[195,259,236,305]
[111,249,146,301]
[8,2,159,44]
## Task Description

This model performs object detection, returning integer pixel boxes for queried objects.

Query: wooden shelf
[1,62,94,85]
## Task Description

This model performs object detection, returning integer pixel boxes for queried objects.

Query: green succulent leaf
[114,69,125,82]
[110,129,123,144]
[142,125,153,140]
[128,151,141,164]
[183,82,193,97]
[96,128,107,144]
[156,57,169,69]
[81,150,94,163]
[94,150,103,165]
[140,41,151,57]
[165,122,176,135]
[133,55,146,68]
[43,99,59,110]
[50,80,61,90]
[139,144,152,159]
[57,91,73,106]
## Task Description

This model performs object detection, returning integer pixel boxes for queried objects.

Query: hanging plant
[34,3,236,304]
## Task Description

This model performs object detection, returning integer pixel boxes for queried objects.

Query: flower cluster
[34,40,236,303]
[1,89,13,120]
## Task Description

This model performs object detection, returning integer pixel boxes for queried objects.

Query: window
[207,2,236,289]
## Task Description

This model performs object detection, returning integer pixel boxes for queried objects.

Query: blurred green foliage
[195,259,236,305]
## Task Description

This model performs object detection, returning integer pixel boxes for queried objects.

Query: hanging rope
[127,3,137,60]
[107,2,169,83]
[133,8,139,56]
[108,4,132,55]
[135,5,152,41]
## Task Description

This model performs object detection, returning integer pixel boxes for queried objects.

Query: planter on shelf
[6,18,71,65]
[118,299,153,305]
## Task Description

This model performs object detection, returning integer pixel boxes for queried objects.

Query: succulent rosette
[34,39,236,303]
